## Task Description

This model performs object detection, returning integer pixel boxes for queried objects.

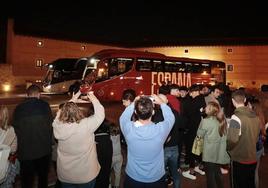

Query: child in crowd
[110,124,123,188]
[94,119,113,188]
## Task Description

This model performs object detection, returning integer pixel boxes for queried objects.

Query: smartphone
[80,85,91,94]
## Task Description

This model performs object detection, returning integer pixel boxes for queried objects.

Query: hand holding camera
[138,94,167,105]
[69,90,94,103]
[80,84,92,94]
[152,94,167,105]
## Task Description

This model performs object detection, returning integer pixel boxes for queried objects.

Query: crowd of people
[0,82,267,188]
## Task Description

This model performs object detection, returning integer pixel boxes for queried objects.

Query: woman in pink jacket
[53,91,105,188]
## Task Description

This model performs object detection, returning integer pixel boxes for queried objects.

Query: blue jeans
[61,178,96,188]
[164,146,180,188]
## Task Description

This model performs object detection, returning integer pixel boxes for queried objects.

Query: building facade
[1,19,268,92]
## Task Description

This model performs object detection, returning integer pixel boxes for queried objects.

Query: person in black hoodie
[13,84,53,188]
[94,118,113,188]
[160,92,181,188]
[182,84,206,180]
[177,86,191,170]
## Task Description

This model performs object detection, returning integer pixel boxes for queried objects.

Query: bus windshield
[42,58,89,93]
[83,57,134,82]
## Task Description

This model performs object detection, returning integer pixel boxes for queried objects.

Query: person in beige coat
[53,91,105,188]
[0,105,17,188]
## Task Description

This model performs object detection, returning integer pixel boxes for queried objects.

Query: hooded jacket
[227,106,260,162]
[13,97,53,160]
[53,98,105,184]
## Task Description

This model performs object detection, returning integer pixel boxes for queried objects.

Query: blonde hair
[206,101,227,137]
[59,102,85,124]
[0,106,10,130]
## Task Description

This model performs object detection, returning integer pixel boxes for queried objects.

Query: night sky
[6,1,268,47]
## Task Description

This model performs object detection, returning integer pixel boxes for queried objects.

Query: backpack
[0,131,11,183]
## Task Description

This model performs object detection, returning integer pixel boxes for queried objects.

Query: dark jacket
[13,97,53,160]
[184,95,206,133]
[94,119,113,188]
[179,94,192,129]
[164,108,179,147]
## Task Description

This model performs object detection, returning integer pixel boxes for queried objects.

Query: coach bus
[42,49,226,101]
[42,57,95,94]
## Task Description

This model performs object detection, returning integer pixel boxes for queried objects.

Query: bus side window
[53,70,61,78]
[108,58,134,77]
[153,60,163,71]
[109,59,118,77]
[136,59,152,71]
[95,60,109,82]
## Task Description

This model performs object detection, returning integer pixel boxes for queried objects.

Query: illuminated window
[227,48,233,53]
[36,59,44,67]
[37,40,44,47]
[81,45,86,50]
[227,82,233,86]
[227,64,234,72]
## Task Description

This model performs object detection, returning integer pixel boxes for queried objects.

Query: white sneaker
[182,170,196,180]
[220,168,228,174]
[194,166,205,175]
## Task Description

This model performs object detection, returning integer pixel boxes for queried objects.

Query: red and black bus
[42,49,226,101]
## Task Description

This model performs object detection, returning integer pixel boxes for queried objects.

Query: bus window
[95,57,133,81]
[211,62,225,83]
[136,59,153,71]
[164,61,185,72]
[53,70,61,79]
[183,62,211,73]
[109,59,118,76]
[95,61,108,82]
[118,58,133,72]
[153,60,163,71]
[200,63,211,74]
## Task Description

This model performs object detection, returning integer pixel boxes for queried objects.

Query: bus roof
[89,49,225,65]
[90,49,166,59]
[47,58,79,70]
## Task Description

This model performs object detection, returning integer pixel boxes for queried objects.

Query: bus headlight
[43,85,51,92]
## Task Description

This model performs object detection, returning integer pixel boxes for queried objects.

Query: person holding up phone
[120,94,175,188]
[53,91,105,188]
